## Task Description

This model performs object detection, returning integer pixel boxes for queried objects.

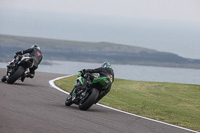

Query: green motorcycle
[65,71,111,110]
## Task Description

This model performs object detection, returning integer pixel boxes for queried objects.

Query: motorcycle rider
[15,44,43,81]
[81,61,114,103]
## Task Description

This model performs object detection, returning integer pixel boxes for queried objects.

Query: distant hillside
[1,34,200,69]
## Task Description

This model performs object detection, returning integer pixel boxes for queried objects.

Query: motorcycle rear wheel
[7,66,25,84]
[79,88,99,110]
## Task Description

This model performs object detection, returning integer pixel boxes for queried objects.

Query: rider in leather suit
[81,62,114,103]
[16,44,43,81]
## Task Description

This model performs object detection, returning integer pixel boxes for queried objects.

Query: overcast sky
[0,0,200,59]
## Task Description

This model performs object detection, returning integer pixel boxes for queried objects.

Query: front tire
[65,95,73,106]
[1,76,7,82]
[79,88,99,110]
[7,66,25,84]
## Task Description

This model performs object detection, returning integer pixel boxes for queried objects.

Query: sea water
[0,60,200,85]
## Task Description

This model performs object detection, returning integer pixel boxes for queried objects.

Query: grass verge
[55,75,200,131]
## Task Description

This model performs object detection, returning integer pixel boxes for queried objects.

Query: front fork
[70,86,88,103]
[6,67,14,79]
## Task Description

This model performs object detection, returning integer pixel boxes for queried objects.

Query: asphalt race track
[0,68,197,133]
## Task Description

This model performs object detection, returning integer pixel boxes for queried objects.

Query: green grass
[55,75,200,131]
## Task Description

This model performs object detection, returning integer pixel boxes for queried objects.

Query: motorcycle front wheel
[7,66,25,84]
[1,76,7,82]
[79,88,99,110]
[65,95,73,106]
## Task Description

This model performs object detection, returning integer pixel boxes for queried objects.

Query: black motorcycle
[1,54,34,84]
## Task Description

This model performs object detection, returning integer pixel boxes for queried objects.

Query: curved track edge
[49,75,199,133]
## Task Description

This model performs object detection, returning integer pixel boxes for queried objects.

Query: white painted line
[49,75,199,133]
[49,75,72,95]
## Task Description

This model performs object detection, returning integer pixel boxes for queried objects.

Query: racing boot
[26,73,34,78]
[29,73,34,78]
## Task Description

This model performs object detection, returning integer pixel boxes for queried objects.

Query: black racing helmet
[31,44,40,50]
[101,62,112,68]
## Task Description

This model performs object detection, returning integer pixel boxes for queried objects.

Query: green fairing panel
[78,72,82,77]
[91,77,110,89]
[77,74,84,85]
[77,72,111,89]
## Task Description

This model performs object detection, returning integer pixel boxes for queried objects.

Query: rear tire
[7,66,25,84]
[79,88,99,110]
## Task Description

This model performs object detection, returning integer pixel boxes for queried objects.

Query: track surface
[0,68,197,133]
